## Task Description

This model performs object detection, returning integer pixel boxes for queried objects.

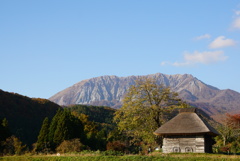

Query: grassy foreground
[1,153,240,161]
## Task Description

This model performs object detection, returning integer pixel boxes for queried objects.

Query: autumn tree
[226,113,240,129]
[2,136,26,155]
[71,112,100,149]
[214,113,240,153]
[114,77,184,147]
[226,113,240,153]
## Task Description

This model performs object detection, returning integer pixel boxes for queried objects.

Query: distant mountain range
[49,73,240,122]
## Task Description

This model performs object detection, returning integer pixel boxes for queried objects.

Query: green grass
[1,153,240,161]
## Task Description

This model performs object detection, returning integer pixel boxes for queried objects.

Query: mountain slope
[49,73,240,120]
[0,89,61,145]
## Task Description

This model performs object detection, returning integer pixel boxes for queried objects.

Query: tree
[36,117,50,152]
[215,124,234,147]
[2,136,26,155]
[72,112,99,150]
[114,77,184,146]
[0,118,11,142]
[95,128,108,151]
[53,110,84,148]
[226,113,240,130]
[48,109,62,150]
[0,118,11,154]
[214,113,240,153]
[46,109,85,151]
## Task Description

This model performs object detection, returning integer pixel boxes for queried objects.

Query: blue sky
[1,1,240,99]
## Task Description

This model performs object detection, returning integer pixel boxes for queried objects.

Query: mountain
[0,89,61,145]
[49,73,240,121]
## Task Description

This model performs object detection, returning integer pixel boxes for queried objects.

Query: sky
[1,1,240,99]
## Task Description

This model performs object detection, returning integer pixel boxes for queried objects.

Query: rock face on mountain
[49,73,240,121]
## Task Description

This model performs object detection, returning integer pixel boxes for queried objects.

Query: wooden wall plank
[162,135,206,153]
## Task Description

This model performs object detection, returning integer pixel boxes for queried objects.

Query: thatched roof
[154,108,219,136]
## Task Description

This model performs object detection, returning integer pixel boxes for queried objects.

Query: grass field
[1,153,240,161]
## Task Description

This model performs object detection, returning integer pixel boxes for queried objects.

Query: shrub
[106,141,126,152]
[219,146,230,153]
[56,138,84,153]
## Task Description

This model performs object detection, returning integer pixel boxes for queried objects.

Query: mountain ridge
[49,73,240,121]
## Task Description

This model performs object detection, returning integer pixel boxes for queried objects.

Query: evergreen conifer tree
[36,117,50,152]
[53,110,84,147]
[48,109,63,149]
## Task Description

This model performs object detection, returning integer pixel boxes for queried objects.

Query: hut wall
[195,135,205,153]
[162,135,205,153]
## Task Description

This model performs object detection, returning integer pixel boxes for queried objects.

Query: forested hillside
[67,105,116,125]
[0,89,61,146]
[67,105,117,150]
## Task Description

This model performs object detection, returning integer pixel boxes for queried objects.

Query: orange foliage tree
[215,113,240,153]
[226,113,240,129]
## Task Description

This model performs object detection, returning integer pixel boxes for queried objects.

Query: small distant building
[154,108,219,153]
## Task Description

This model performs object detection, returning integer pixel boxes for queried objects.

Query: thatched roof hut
[154,108,219,153]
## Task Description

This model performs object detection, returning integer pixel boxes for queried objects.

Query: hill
[0,89,61,145]
[49,73,240,122]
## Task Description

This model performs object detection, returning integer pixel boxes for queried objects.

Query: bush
[220,146,230,153]
[56,138,84,153]
[106,141,126,152]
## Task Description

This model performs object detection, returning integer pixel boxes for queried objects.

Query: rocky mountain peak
[49,73,240,121]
